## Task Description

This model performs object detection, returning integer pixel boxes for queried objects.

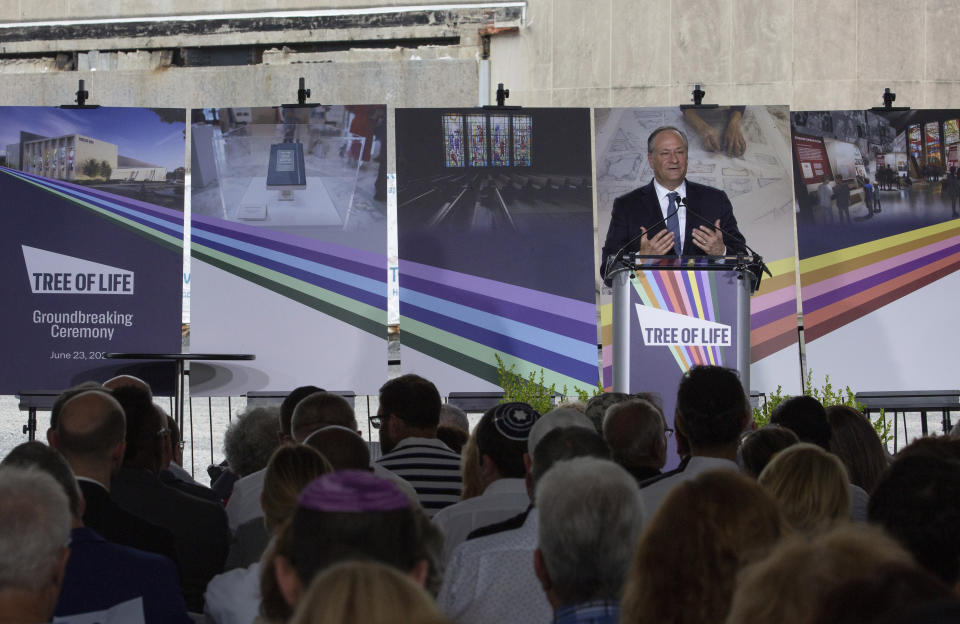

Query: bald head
[603,398,667,470]
[102,375,152,396]
[304,426,371,471]
[56,390,126,461]
[291,392,357,442]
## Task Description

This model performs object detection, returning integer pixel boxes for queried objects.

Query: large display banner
[791,109,960,390]
[395,108,598,394]
[595,106,802,395]
[189,106,388,395]
[0,107,185,394]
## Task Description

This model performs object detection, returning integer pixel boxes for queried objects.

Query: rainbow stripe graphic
[191,216,388,337]
[800,220,960,341]
[399,259,599,391]
[0,167,183,251]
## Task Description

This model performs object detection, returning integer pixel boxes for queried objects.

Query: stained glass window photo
[513,115,532,166]
[467,114,488,167]
[442,114,464,167]
[490,115,510,167]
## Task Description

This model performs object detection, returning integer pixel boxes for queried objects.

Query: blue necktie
[666,191,682,255]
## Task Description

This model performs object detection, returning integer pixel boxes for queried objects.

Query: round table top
[105,353,255,361]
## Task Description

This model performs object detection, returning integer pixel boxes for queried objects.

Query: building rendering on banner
[6,131,166,182]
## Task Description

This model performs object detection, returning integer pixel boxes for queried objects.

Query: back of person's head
[48,381,104,434]
[101,374,152,394]
[438,403,469,432]
[894,435,960,462]
[476,402,541,480]
[1,442,83,520]
[291,392,357,442]
[674,366,749,451]
[622,470,785,624]
[436,424,469,454]
[0,466,71,596]
[811,562,955,624]
[585,392,630,433]
[223,405,282,477]
[727,524,917,624]
[527,407,595,457]
[55,390,126,464]
[111,384,162,467]
[535,457,643,605]
[261,445,333,534]
[602,398,667,470]
[283,470,422,594]
[459,430,483,501]
[737,424,799,478]
[531,426,611,491]
[289,560,449,624]
[769,395,831,449]
[825,405,888,494]
[378,374,441,430]
[758,442,851,532]
[304,426,370,471]
[280,385,325,439]
[868,453,960,586]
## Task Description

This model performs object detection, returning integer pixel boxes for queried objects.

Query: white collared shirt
[653,178,688,253]
[431,477,530,562]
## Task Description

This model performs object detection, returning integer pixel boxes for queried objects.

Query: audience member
[621,470,785,624]
[437,423,470,454]
[45,380,102,445]
[892,434,960,462]
[290,392,357,443]
[459,429,484,500]
[109,385,230,612]
[736,424,798,477]
[226,385,322,531]
[439,403,470,433]
[159,409,221,503]
[51,389,178,565]
[206,445,332,624]
[2,442,191,623]
[826,405,889,494]
[304,425,371,471]
[225,406,282,478]
[102,374,152,394]
[758,442,851,533]
[602,398,668,482]
[438,413,607,624]
[727,524,917,624]
[640,365,751,517]
[375,374,462,515]
[265,470,429,621]
[290,561,450,624]
[585,392,630,433]
[534,457,643,623]
[432,402,540,559]
[769,395,831,449]
[811,562,956,624]
[868,453,960,587]
[0,466,71,624]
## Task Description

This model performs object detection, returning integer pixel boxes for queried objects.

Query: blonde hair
[289,560,449,624]
[758,442,850,533]
[459,429,483,501]
[621,469,785,624]
[726,524,915,624]
[260,444,332,533]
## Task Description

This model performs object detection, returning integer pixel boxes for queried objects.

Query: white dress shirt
[653,178,688,252]
[438,509,551,624]
[640,456,739,519]
[225,468,266,532]
[204,561,261,624]
[431,477,530,562]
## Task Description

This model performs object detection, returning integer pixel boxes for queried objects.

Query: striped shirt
[376,437,462,516]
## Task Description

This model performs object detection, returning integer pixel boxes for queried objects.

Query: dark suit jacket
[600,179,747,280]
[55,527,192,624]
[111,467,230,613]
[78,479,179,568]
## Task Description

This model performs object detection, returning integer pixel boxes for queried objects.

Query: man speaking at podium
[601,125,747,281]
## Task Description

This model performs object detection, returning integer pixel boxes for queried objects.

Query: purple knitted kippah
[297,469,410,513]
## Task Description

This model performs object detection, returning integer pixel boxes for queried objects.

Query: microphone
[603,203,681,284]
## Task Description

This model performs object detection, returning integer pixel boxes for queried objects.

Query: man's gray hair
[536,456,644,604]
[439,403,470,432]
[602,398,666,468]
[647,125,689,153]
[223,405,282,477]
[0,466,71,591]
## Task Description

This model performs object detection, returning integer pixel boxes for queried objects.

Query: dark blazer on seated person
[55,526,192,624]
[111,466,230,613]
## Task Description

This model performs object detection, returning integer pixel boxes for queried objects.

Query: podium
[610,255,761,401]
